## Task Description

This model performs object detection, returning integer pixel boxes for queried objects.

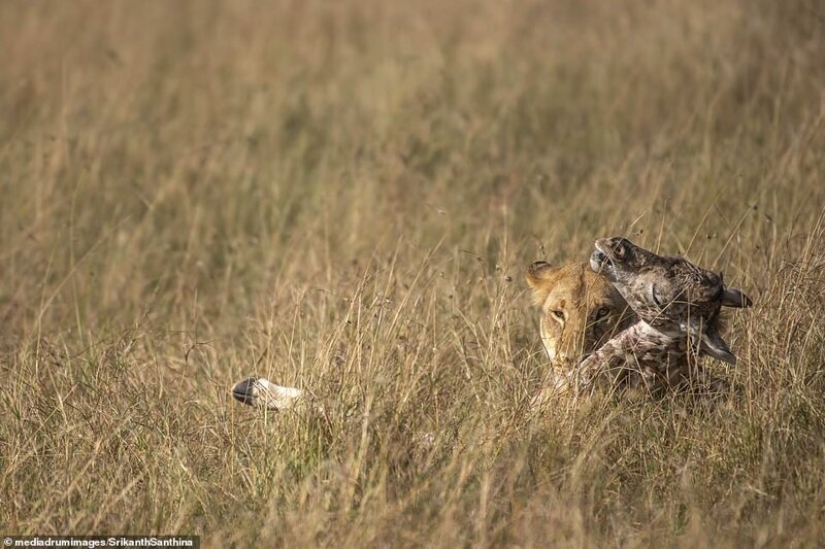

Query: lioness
[525,261,636,404]
[232,261,636,411]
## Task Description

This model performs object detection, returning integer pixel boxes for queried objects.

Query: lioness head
[526,261,636,368]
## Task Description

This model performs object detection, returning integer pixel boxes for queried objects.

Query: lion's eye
[552,310,565,321]
[596,307,611,319]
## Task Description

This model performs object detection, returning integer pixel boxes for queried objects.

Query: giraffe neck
[574,321,695,394]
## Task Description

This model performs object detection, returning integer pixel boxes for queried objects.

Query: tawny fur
[524,261,637,404]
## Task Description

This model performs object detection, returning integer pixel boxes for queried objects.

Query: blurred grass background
[1,0,824,545]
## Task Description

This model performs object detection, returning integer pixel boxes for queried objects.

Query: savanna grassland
[2,0,825,546]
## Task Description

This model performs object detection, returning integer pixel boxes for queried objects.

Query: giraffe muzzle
[589,249,611,274]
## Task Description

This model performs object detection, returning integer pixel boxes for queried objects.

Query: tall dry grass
[1,0,824,545]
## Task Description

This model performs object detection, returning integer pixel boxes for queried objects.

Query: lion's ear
[526,261,557,286]
[526,261,559,306]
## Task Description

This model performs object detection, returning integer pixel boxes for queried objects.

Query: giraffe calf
[574,237,751,398]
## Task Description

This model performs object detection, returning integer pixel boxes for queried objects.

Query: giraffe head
[589,237,751,364]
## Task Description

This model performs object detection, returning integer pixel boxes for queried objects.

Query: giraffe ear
[721,287,752,308]
[525,261,560,306]
[699,324,737,365]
